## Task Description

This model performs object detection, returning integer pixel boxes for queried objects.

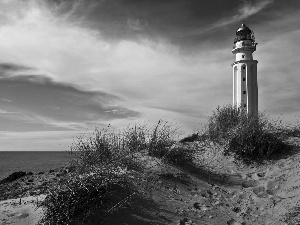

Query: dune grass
[39,120,189,224]
[39,171,121,224]
[196,104,295,164]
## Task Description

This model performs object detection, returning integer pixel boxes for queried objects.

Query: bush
[226,114,287,163]
[40,168,131,225]
[148,120,179,159]
[206,105,242,145]
[40,121,182,224]
[70,126,144,173]
[70,121,182,169]
[203,104,289,164]
[123,123,148,153]
[40,173,106,224]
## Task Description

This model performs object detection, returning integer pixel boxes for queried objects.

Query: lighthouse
[232,23,258,115]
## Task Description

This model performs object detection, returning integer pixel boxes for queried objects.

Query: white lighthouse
[232,23,258,115]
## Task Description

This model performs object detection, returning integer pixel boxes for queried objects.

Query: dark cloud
[45,0,300,52]
[0,63,33,73]
[0,64,139,131]
[0,115,71,132]
[45,0,240,47]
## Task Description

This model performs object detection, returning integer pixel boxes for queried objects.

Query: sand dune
[0,195,46,225]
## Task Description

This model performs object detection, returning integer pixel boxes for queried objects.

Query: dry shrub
[70,126,144,173]
[40,120,182,224]
[207,105,242,145]
[146,120,195,164]
[40,168,131,225]
[148,120,179,158]
[123,123,148,153]
[203,104,290,164]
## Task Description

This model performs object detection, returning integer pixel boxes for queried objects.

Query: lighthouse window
[243,66,246,69]
[243,78,246,81]
[244,104,247,107]
[242,55,245,58]
[243,91,246,94]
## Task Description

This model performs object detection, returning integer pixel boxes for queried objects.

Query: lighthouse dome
[234,23,255,44]
[236,23,251,33]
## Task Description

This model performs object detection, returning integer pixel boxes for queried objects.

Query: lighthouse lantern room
[232,23,258,115]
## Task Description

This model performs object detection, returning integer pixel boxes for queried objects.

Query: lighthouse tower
[232,23,258,114]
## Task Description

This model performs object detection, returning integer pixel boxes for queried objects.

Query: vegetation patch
[282,206,300,225]
[199,104,292,164]
[39,120,188,224]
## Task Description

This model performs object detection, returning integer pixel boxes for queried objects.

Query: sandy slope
[0,195,46,225]
[1,138,300,225]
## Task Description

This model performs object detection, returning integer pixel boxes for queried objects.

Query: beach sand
[0,195,46,225]
[1,138,300,224]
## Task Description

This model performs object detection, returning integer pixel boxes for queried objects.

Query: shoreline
[0,165,74,201]
[0,151,74,181]
[0,167,71,225]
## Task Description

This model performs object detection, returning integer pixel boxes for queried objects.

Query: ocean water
[0,151,75,180]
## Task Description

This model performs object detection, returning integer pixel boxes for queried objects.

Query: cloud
[0,0,298,134]
[0,1,233,130]
[127,18,147,31]
[0,130,83,151]
[0,98,12,102]
[215,0,274,28]
[0,0,299,151]
[237,0,273,19]
[255,15,300,119]
[0,70,140,132]
[0,63,32,72]
[177,0,274,42]
[0,109,18,114]
[28,115,88,130]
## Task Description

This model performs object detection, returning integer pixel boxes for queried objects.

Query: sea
[0,151,75,181]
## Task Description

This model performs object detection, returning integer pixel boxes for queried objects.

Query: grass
[69,126,144,173]
[198,104,294,164]
[39,171,118,224]
[39,120,190,225]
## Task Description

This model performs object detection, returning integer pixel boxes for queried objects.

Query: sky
[0,0,300,151]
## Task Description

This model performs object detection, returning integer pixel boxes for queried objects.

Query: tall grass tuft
[70,126,144,173]
[123,123,148,153]
[148,120,179,158]
[40,168,133,225]
[202,104,290,164]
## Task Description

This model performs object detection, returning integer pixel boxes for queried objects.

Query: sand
[0,195,46,225]
[1,138,300,224]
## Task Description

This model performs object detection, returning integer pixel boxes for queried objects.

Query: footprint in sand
[241,179,260,188]
[7,211,29,219]
[227,218,246,225]
[0,218,12,225]
[250,172,266,181]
